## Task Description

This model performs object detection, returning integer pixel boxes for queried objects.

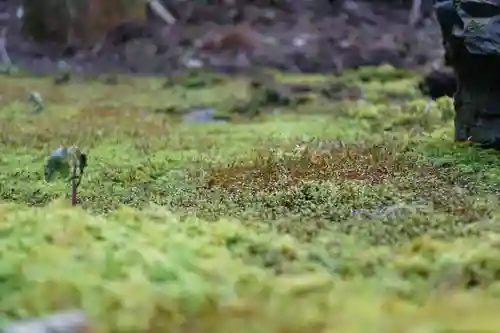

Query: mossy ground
[2,65,500,332]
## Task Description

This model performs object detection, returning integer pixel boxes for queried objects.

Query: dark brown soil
[0,0,445,76]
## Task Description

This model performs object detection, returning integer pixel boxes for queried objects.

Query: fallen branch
[408,0,422,26]
[145,0,176,25]
[0,27,11,66]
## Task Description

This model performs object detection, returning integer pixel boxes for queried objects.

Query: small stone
[2,309,90,333]
[183,107,228,123]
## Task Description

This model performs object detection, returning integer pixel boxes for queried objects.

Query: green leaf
[44,147,70,182]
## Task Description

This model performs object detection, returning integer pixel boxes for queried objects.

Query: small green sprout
[44,146,88,206]
[29,91,44,113]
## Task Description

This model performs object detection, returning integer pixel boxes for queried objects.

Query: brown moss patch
[205,142,439,192]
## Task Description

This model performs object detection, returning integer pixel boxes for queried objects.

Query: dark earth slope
[0,0,444,75]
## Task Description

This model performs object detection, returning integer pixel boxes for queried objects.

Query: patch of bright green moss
[1,68,500,332]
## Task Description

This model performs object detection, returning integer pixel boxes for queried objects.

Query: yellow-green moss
[1,68,500,332]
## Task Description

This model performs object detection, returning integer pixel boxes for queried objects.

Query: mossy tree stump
[22,0,146,48]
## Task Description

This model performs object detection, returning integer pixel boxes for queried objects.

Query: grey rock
[2,310,90,333]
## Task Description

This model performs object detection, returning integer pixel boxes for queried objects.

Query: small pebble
[2,309,90,333]
[183,107,228,124]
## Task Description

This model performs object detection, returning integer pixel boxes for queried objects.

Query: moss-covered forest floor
[1,66,500,332]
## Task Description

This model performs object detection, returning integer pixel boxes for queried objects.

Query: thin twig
[68,146,86,206]
[424,99,433,113]
[71,165,78,206]
[408,0,422,26]
[0,27,11,66]
[145,0,176,25]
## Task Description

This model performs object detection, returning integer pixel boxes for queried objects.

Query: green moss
[1,67,500,332]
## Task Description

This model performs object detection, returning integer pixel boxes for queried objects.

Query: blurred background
[0,0,443,75]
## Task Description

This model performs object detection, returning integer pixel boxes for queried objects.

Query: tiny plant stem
[71,166,77,206]
[44,146,87,206]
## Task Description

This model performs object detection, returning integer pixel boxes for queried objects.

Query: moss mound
[1,65,500,332]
